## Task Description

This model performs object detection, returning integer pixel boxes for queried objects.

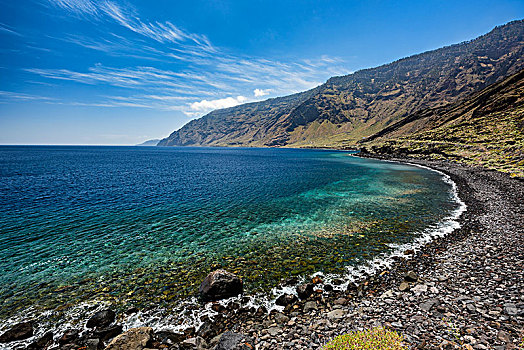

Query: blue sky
[1,0,523,145]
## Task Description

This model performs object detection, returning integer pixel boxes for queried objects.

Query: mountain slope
[136,139,160,146]
[159,20,524,148]
[360,68,524,177]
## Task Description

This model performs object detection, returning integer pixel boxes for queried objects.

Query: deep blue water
[0,146,458,318]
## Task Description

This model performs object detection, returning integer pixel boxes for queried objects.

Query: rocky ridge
[159,20,524,149]
[360,68,524,177]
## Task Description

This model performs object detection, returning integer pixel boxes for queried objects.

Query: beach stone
[125,307,139,315]
[503,303,517,316]
[0,321,34,343]
[180,336,207,350]
[327,309,346,320]
[311,276,323,284]
[155,330,186,345]
[274,312,289,324]
[93,324,123,342]
[380,289,394,298]
[85,338,101,350]
[199,269,243,302]
[404,271,418,282]
[303,301,318,313]
[411,284,428,294]
[59,329,79,346]
[196,321,219,339]
[420,299,440,312]
[104,327,153,350]
[267,327,281,336]
[334,297,347,305]
[275,293,297,306]
[213,331,255,350]
[399,281,410,292]
[296,283,314,300]
[87,309,116,328]
[26,331,53,349]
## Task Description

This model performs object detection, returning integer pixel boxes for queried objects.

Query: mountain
[360,68,524,177]
[159,20,524,148]
[136,139,160,146]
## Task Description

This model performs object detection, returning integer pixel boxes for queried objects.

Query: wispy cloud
[0,23,22,37]
[23,0,350,116]
[0,90,55,102]
[48,0,215,53]
[51,0,99,15]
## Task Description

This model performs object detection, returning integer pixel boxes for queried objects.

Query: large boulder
[199,270,243,302]
[26,331,53,350]
[87,309,116,328]
[296,283,314,300]
[214,331,255,350]
[104,327,152,350]
[93,324,123,342]
[275,294,297,306]
[0,321,34,343]
[59,329,80,346]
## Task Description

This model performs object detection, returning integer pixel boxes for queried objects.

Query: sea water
[0,146,461,331]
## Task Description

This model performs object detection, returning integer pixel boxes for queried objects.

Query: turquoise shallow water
[0,146,459,319]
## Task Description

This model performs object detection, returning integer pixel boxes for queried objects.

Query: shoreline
[2,155,523,349]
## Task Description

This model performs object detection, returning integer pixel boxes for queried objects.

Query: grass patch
[323,327,407,350]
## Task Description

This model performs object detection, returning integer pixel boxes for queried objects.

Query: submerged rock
[199,269,243,302]
[0,321,33,343]
[87,309,116,328]
[214,331,255,350]
[104,327,152,350]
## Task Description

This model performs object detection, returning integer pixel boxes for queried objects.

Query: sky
[0,0,523,145]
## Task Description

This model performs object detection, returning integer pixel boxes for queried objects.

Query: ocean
[0,146,462,333]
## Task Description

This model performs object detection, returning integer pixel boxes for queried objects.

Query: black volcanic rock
[296,283,314,300]
[199,269,243,302]
[275,293,298,306]
[0,321,33,343]
[59,329,79,346]
[26,331,53,349]
[86,309,116,329]
[214,331,255,350]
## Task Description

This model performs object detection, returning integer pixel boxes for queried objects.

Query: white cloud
[30,1,350,116]
[51,0,99,15]
[48,0,215,53]
[0,23,22,37]
[254,88,271,97]
[190,96,247,113]
[0,90,55,101]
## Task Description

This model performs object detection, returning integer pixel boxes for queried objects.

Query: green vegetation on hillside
[159,20,524,149]
[361,69,524,177]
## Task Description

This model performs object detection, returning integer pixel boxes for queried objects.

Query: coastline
[2,155,523,349]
